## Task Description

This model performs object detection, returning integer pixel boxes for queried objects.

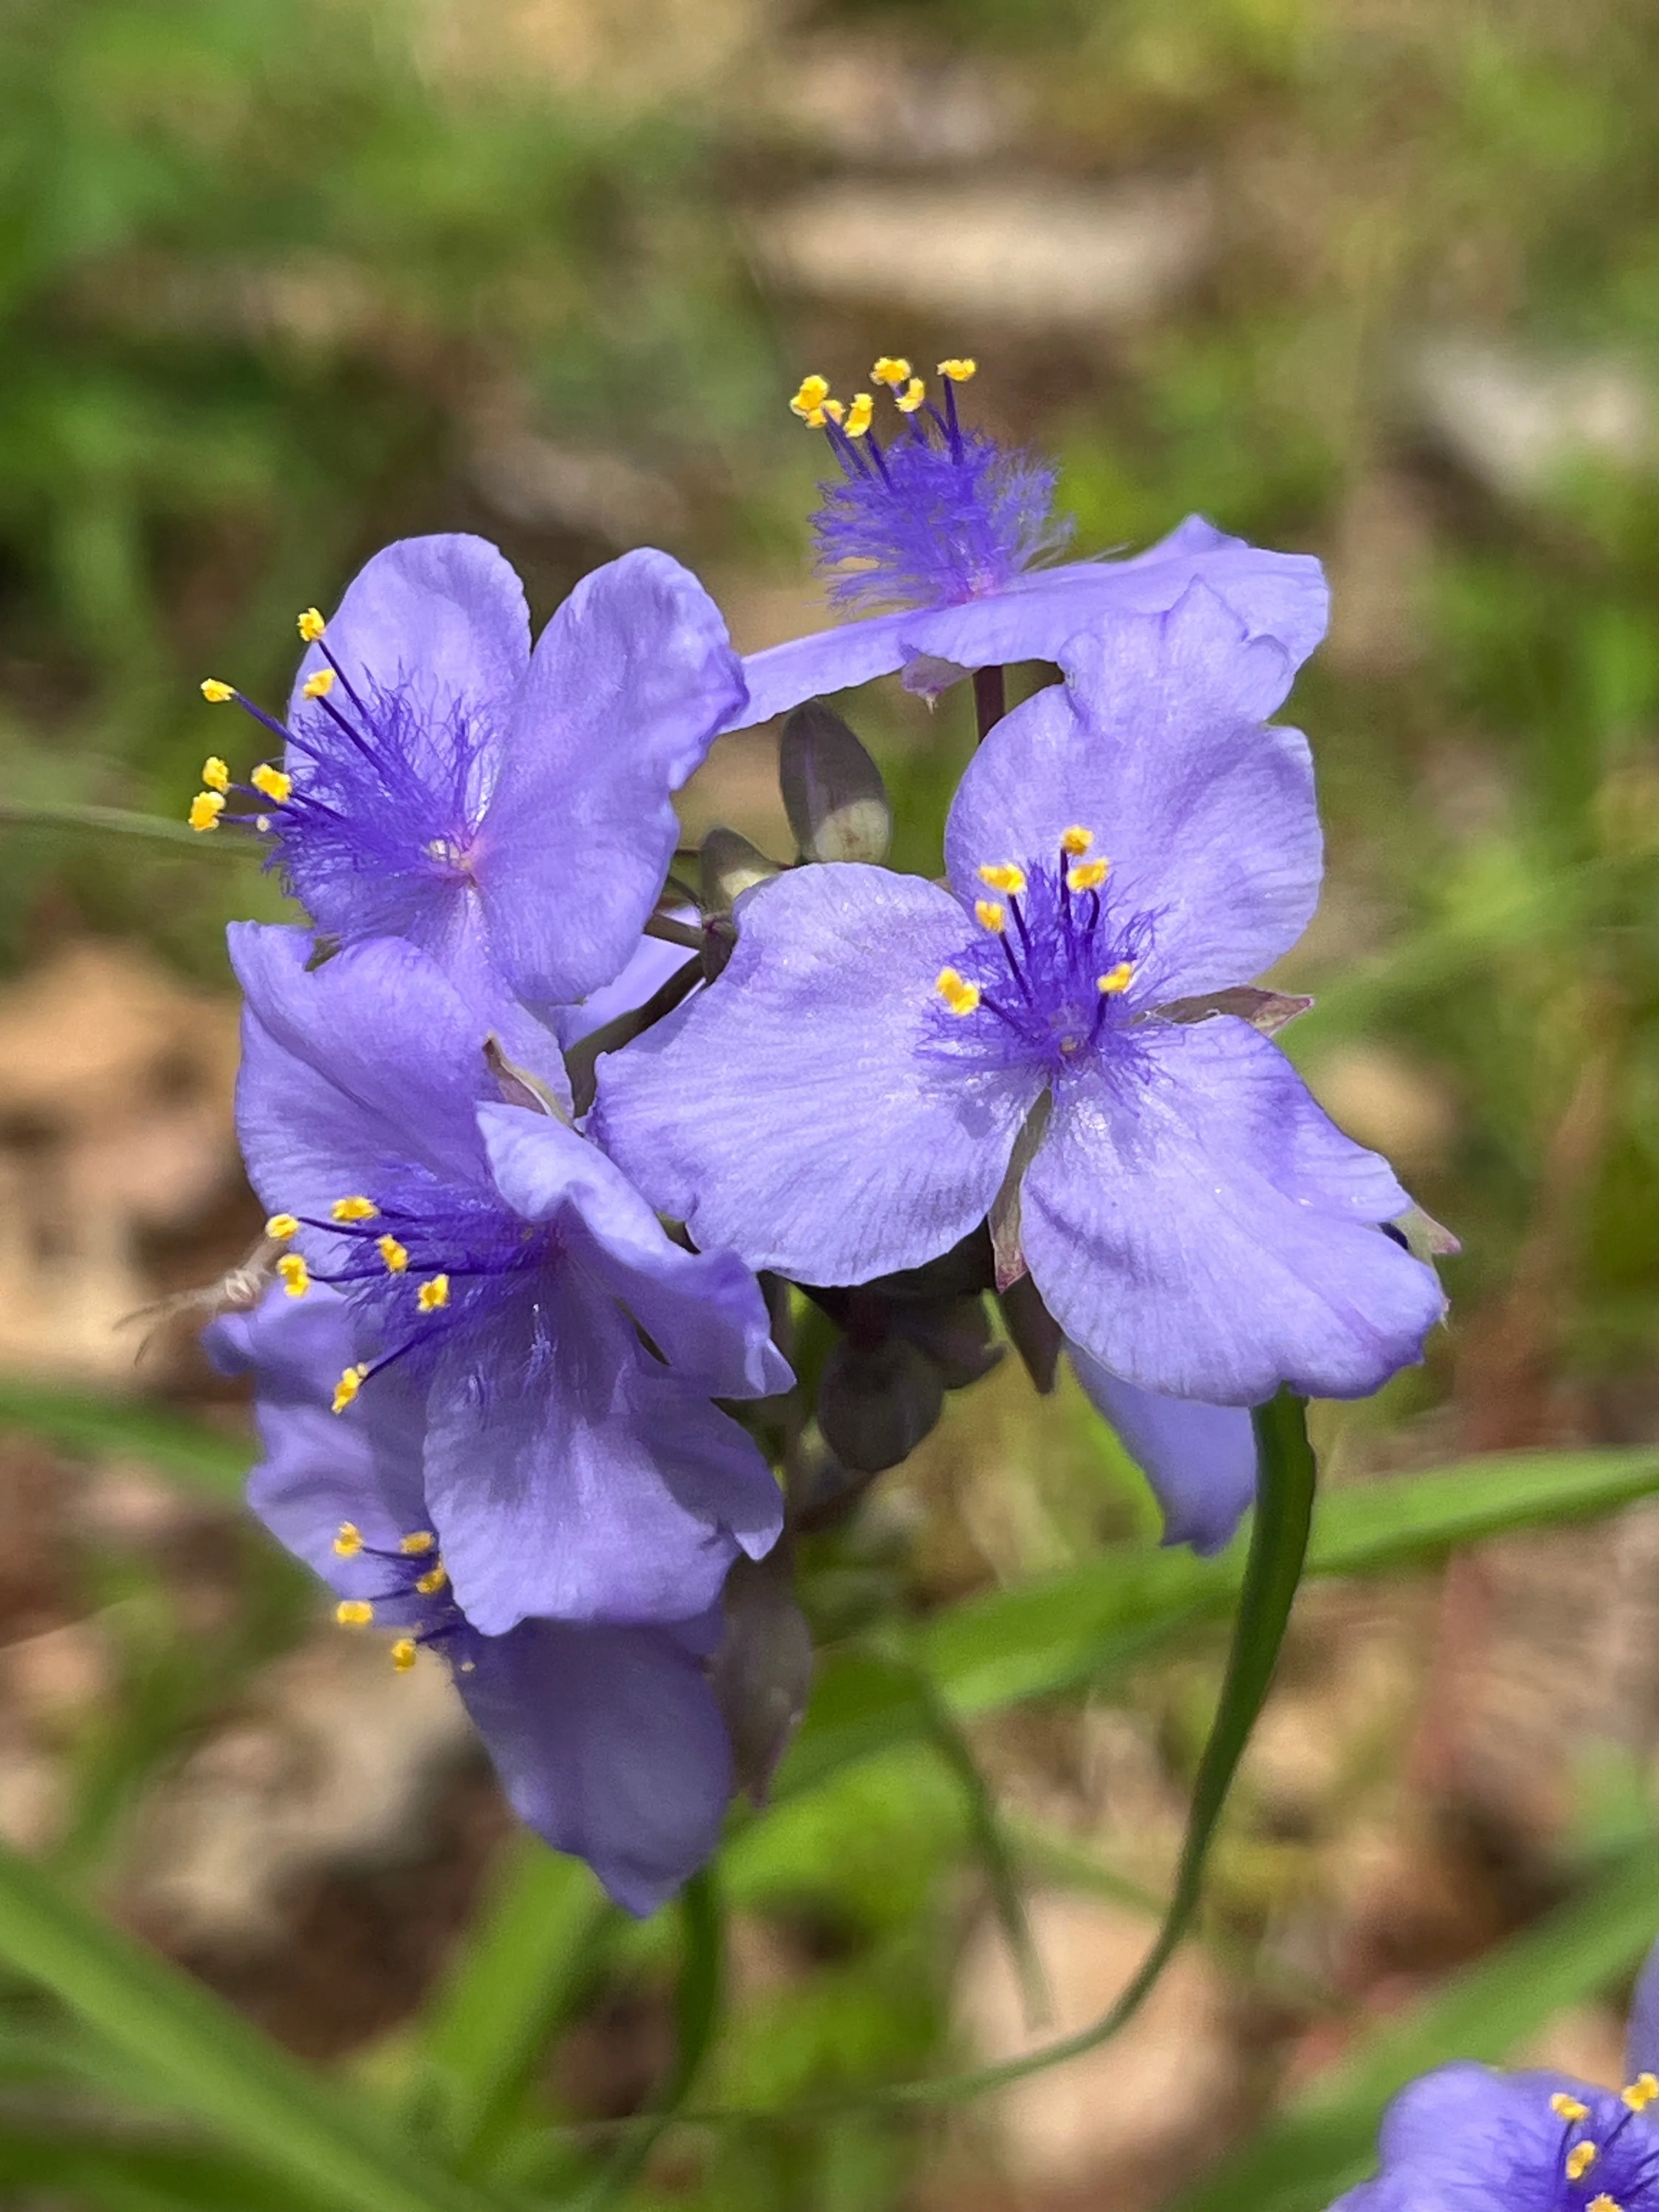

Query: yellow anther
[938,358,978,382]
[1567,2144,1599,2182]
[895,376,927,414]
[415,1564,448,1596]
[975,899,1007,933]
[1588,2196,1623,2212]
[789,375,831,420]
[399,1531,436,1555]
[800,407,828,428]
[201,755,230,793]
[331,1363,369,1414]
[1097,962,1135,995]
[417,1274,451,1312]
[297,607,326,642]
[188,791,225,833]
[302,668,335,701]
[333,1522,363,1558]
[1553,2095,1592,2123]
[276,1252,310,1297]
[331,1195,378,1222]
[377,1233,409,1274]
[391,1638,417,1672]
[844,392,874,437]
[250,763,291,804]
[1060,825,1095,856]
[336,1599,374,1627]
[1067,857,1110,892]
[264,1212,299,1242]
[822,397,845,423]
[872,357,911,387]
[200,678,234,703]
[978,862,1027,895]
[1623,2075,1659,2112]
[935,967,981,1017]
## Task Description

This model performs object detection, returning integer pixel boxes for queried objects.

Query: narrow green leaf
[0,1839,508,2212]
[1173,1838,1659,2212]
[408,1835,612,2162]
[0,798,258,857]
[0,1378,252,1500]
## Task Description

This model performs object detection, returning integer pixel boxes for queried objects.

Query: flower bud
[713,1549,815,1803]
[699,825,782,916]
[816,1333,944,1474]
[779,701,893,865]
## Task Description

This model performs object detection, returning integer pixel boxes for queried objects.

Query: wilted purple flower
[1329,1939,1659,2212]
[208,1285,733,1916]
[595,585,1444,1406]
[189,535,744,1012]
[732,360,1329,726]
[232,922,786,1636]
[1068,1346,1257,1556]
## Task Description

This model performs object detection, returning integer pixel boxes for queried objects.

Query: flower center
[925,825,1159,1077]
[790,355,1073,615]
[264,1164,552,1410]
[331,1522,479,1675]
[1548,2079,1659,2212]
[188,611,489,945]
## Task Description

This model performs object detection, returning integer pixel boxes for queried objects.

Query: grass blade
[0,1379,252,1500]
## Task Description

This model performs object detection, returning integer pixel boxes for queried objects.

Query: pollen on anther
[331,1363,368,1414]
[935,967,981,1017]
[377,1233,409,1274]
[276,1252,311,1297]
[265,1212,300,1242]
[978,862,1027,895]
[390,1638,417,1672]
[1623,2075,1659,2112]
[1554,2095,1592,2122]
[336,1599,373,1627]
[895,376,927,414]
[332,1195,379,1222]
[871,357,911,387]
[844,392,874,438]
[333,1522,363,1558]
[200,678,234,704]
[1059,825,1094,856]
[975,899,1007,933]
[1066,857,1109,891]
[1589,2196,1624,2212]
[201,756,230,793]
[415,1564,448,1596]
[297,607,326,642]
[938,358,978,382]
[789,375,831,421]
[417,1274,451,1312]
[188,791,225,833]
[1097,962,1135,995]
[1567,2144,1600,2182]
[250,763,292,804]
[302,669,335,701]
[399,1530,437,1555]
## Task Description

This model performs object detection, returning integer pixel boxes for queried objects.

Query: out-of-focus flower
[189,535,744,1012]
[1328,1939,1659,2212]
[596,586,1444,1407]
[208,1286,734,1916]
[732,358,1328,726]
[232,923,786,1636]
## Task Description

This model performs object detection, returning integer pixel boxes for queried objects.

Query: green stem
[0,797,259,857]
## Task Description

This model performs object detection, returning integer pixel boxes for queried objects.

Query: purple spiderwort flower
[207,1285,733,1916]
[189,534,745,1014]
[1068,1345,1258,1557]
[231,921,786,1637]
[595,585,1445,1407]
[1328,1938,1659,2212]
[731,359,1329,727]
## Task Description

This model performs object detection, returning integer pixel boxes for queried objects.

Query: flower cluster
[195,351,1450,1909]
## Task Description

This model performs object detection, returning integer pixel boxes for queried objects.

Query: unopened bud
[713,1550,815,1802]
[699,825,781,917]
[780,702,892,865]
[817,1334,944,1475]
[899,1294,1003,1391]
